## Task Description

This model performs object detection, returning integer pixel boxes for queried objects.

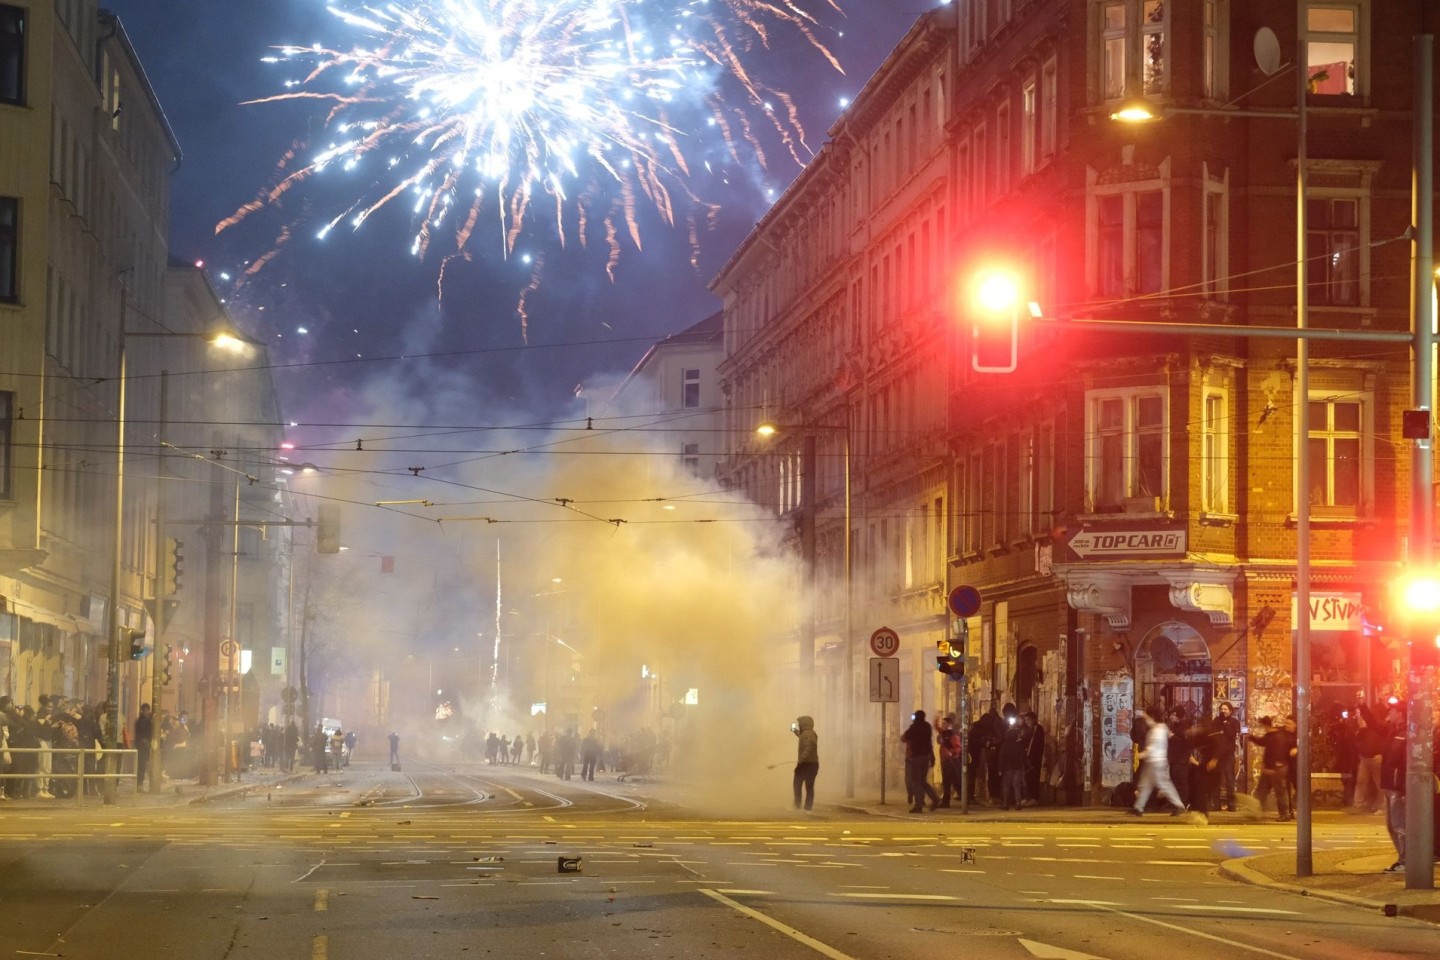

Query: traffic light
[162,536,184,595]
[1390,570,1440,667]
[969,268,1022,374]
[936,653,964,678]
[124,627,149,660]
[161,644,174,685]
[317,504,341,554]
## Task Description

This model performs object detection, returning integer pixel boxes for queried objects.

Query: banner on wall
[1099,671,1134,788]
[1289,592,1364,633]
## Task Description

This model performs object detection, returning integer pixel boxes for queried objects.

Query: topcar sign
[1063,524,1187,561]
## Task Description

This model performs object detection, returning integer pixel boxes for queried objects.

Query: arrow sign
[1065,526,1185,560]
[1018,939,1111,960]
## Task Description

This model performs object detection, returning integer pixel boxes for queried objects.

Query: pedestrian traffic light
[124,627,149,660]
[936,653,964,678]
[969,268,1022,374]
[162,536,184,595]
[317,504,341,554]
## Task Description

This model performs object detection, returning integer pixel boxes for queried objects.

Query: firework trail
[222,0,843,316]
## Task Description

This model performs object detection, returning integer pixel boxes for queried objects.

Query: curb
[187,772,308,805]
[1219,857,1440,924]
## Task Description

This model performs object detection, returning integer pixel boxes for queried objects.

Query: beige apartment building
[717,1,1435,799]
[0,4,289,752]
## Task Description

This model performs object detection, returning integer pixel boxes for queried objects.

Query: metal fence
[0,747,140,806]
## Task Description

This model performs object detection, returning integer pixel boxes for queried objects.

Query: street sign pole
[879,702,886,806]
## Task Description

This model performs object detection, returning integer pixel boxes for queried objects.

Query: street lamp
[756,419,854,798]
[1103,25,1433,885]
[107,316,259,799]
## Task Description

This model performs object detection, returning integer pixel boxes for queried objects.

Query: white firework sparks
[223,0,842,317]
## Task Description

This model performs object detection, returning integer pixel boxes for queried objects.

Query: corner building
[716,1,1436,799]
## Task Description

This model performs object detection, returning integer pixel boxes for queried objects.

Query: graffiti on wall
[1249,663,1293,723]
[1099,671,1134,787]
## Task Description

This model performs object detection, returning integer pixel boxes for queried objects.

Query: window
[995,101,1011,196]
[682,368,701,408]
[973,123,987,211]
[965,449,982,554]
[1203,170,1229,298]
[1307,395,1368,514]
[1201,391,1229,513]
[1090,179,1167,299]
[681,442,700,475]
[1097,1,1167,102]
[1021,80,1037,177]
[1040,57,1058,160]
[1306,3,1362,96]
[1201,0,1227,100]
[1087,390,1167,512]
[0,391,12,499]
[0,196,16,302]
[1307,197,1358,306]
[0,4,23,106]
[1018,430,1036,537]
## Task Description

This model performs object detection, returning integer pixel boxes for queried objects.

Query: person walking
[134,704,154,790]
[936,715,961,808]
[581,729,601,782]
[789,715,819,811]
[900,710,941,813]
[1248,716,1296,821]
[388,731,401,766]
[1379,701,1407,873]
[1130,704,1184,816]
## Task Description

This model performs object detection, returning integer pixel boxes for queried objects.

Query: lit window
[1096,1,1168,102]
[1306,3,1361,96]
[1021,80,1037,177]
[1040,57,1058,159]
[1202,392,1229,513]
[1087,390,1167,512]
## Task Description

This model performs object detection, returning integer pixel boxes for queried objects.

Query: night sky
[103,1,935,425]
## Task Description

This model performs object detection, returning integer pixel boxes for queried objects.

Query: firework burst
[223,0,842,324]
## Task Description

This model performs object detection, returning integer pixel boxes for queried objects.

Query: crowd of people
[475,726,663,781]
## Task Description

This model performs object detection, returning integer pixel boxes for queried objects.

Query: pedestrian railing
[0,747,140,806]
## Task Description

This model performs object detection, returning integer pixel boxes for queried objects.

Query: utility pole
[148,371,169,793]
[200,444,225,786]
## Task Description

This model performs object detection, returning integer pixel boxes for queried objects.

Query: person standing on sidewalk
[388,731,401,766]
[791,716,818,811]
[1379,701,1407,873]
[901,710,940,813]
[1130,704,1184,816]
[1354,702,1386,813]
[998,712,1027,811]
[1213,702,1241,811]
[134,704,153,790]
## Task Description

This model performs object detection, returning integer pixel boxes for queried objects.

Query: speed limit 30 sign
[869,626,900,658]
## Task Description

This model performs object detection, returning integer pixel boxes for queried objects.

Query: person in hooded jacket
[901,710,941,813]
[792,715,819,811]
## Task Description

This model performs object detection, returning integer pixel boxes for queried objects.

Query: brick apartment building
[715,1,1437,798]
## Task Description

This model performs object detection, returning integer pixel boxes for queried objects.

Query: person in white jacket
[1131,704,1185,816]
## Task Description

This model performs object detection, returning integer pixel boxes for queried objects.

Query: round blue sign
[948,584,982,618]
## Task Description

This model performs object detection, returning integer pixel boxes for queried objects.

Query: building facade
[717,1,1435,798]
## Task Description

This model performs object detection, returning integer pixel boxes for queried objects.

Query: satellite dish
[1254,27,1283,76]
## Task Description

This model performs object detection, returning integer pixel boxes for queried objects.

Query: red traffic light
[968,268,1024,374]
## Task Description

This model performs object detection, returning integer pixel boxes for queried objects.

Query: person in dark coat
[967,711,992,804]
[1166,707,1192,809]
[1213,702,1241,811]
[998,712,1027,810]
[1328,705,1359,808]
[134,704,154,790]
[1247,717,1296,821]
[791,716,819,811]
[581,729,602,782]
[1021,711,1045,807]
[900,710,940,813]
[1379,701,1407,873]
[936,715,962,808]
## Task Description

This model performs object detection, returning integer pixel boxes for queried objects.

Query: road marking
[941,868,985,874]
[1019,939,1109,960]
[700,889,857,960]
[314,889,328,912]
[833,893,960,901]
[1073,875,1123,881]
[312,936,327,960]
[1176,905,1298,915]
[715,889,775,896]
[1144,861,1210,866]
[1075,902,1306,960]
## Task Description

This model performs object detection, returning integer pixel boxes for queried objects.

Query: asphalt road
[0,761,1432,960]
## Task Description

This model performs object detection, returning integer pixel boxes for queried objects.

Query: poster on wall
[1099,671,1134,788]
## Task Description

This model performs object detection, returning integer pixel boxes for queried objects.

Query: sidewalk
[0,765,305,811]
[1222,848,1440,924]
[827,794,1440,924]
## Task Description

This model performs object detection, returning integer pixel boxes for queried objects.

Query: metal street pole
[201,448,225,786]
[148,371,169,793]
[843,423,855,799]
[225,476,242,781]
[1406,32,1436,892]
[1293,0,1313,876]
[102,298,128,806]
[800,433,817,691]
